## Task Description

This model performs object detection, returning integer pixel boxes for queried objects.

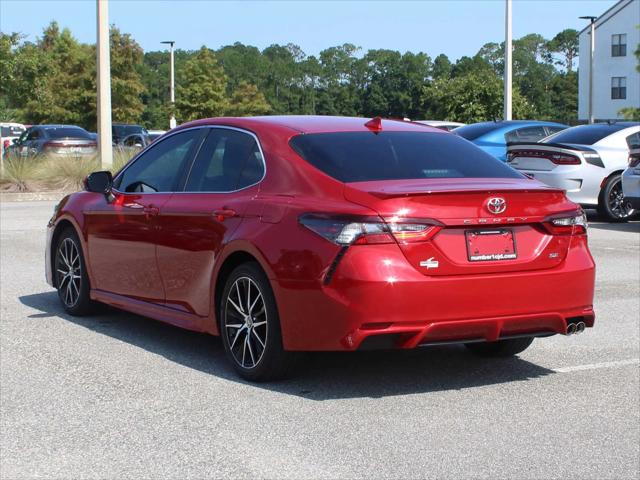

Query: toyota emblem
[486,197,507,214]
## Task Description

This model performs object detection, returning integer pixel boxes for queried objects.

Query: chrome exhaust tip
[575,322,586,334]
[566,323,577,335]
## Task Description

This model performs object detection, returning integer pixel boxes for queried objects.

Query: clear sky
[0,0,616,60]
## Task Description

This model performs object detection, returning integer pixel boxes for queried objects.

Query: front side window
[612,77,626,99]
[290,131,523,182]
[612,34,627,57]
[184,128,264,192]
[26,129,40,141]
[505,126,548,143]
[115,129,201,193]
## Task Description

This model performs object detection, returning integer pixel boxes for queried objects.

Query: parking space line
[553,358,639,373]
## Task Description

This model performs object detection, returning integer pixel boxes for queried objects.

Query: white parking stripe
[553,358,640,373]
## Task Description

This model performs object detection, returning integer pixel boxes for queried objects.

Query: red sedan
[45,116,596,381]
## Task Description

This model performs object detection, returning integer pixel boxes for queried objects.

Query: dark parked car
[112,123,149,144]
[8,125,97,158]
[115,133,152,156]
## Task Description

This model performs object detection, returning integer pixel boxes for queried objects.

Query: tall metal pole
[580,16,597,124]
[162,40,176,129]
[503,0,513,121]
[96,0,112,168]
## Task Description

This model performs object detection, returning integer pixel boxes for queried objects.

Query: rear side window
[545,125,629,145]
[184,128,264,192]
[290,132,523,183]
[453,123,501,140]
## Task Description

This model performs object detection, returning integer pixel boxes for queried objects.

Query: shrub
[0,153,43,192]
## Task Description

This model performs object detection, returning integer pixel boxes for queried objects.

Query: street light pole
[96,0,113,168]
[161,40,176,129]
[580,16,597,124]
[503,0,512,121]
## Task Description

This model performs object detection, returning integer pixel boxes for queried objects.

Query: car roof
[179,115,445,134]
[36,125,85,129]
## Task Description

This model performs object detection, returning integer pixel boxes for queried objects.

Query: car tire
[464,337,534,357]
[598,174,634,222]
[219,262,297,381]
[54,227,96,316]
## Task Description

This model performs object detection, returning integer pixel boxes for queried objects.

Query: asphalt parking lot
[1,200,639,479]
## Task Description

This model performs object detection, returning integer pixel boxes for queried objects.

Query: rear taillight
[544,211,588,235]
[509,149,581,165]
[299,214,440,246]
[2,139,9,150]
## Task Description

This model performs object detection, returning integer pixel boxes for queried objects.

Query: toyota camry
[46,116,596,381]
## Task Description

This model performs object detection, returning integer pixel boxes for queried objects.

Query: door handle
[213,208,237,221]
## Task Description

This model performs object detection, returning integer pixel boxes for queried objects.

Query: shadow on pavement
[585,210,640,233]
[20,291,556,400]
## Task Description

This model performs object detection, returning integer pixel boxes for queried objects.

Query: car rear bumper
[273,236,595,351]
[517,168,603,206]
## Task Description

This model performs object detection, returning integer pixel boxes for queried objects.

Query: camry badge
[420,257,439,269]
[486,197,507,214]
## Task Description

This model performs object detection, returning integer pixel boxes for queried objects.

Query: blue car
[454,120,568,161]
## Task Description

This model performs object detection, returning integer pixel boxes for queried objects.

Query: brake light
[299,214,440,246]
[2,139,9,150]
[509,149,581,165]
[544,211,588,235]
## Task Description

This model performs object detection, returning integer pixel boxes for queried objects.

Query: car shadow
[19,291,556,400]
[585,210,640,233]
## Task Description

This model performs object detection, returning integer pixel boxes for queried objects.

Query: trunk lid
[344,177,578,276]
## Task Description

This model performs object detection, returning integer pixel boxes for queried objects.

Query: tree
[547,29,578,72]
[422,69,533,123]
[226,82,271,116]
[176,47,228,121]
[109,27,145,124]
[432,54,452,80]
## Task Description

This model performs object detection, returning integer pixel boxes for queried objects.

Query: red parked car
[45,116,596,381]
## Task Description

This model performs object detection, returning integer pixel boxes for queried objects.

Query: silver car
[622,147,640,211]
[507,122,640,222]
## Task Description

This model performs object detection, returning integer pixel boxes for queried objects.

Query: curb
[0,192,71,202]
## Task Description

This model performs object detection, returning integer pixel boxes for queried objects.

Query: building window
[612,34,627,57]
[611,77,626,99]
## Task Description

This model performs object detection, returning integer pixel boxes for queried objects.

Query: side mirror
[84,171,113,194]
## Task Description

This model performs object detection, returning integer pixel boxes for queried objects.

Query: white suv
[1,122,26,153]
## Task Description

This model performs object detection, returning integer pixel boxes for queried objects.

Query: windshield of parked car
[544,124,631,145]
[1,126,25,137]
[453,123,503,141]
[46,127,93,139]
[290,131,523,182]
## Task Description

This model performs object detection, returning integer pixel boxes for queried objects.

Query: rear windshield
[47,127,92,139]
[453,123,501,140]
[290,132,523,183]
[1,126,25,137]
[545,124,629,145]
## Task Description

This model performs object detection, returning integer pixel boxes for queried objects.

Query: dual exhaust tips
[566,321,586,335]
